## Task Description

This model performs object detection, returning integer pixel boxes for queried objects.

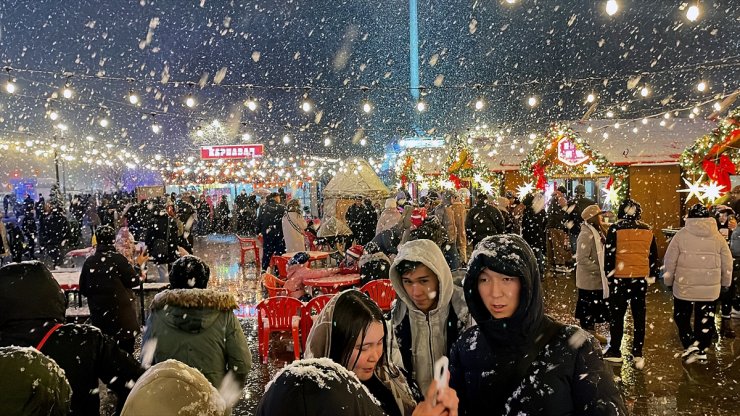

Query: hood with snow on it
[0,346,72,416]
[683,217,719,238]
[256,358,385,416]
[389,239,454,314]
[0,261,66,327]
[150,289,238,333]
[121,359,227,416]
[464,234,544,346]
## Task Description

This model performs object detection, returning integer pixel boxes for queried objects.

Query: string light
[713,101,722,111]
[606,110,614,118]
[99,117,109,128]
[416,100,427,112]
[62,78,74,99]
[360,138,367,146]
[475,98,485,110]
[195,125,204,137]
[185,93,196,108]
[282,134,291,144]
[527,96,538,107]
[640,86,650,97]
[244,97,258,111]
[4,68,16,94]
[49,109,59,121]
[696,81,707,92]
[686,4,700,22]
[605,0,619,16]
[324,137,332,147]
[128,89,139,105]
[586,93,596,103]
[150,114,161,133]
[362,100,372,113]
[301,99,313,112]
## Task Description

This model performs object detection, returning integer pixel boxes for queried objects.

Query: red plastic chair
[262,273,288,298]
[236,235,261,273]
[361,279,396,313]
[256,296,303,363]
[271,255,289,279]
[300,294,334,353]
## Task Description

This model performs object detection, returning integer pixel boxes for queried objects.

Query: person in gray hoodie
[663,203,733,363]
[389,239,471,392]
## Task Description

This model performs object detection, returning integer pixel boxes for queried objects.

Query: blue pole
[409,0,420,128]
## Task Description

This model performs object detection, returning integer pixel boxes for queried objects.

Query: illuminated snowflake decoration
[517,182,534,200]
[701,181,723,203]
[583,161,599,175]
[677,175,705,202]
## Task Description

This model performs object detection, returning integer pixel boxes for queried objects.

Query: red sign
[556,137,588,166]
[200,144,264,160]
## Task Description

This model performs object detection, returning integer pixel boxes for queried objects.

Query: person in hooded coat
[41,204,69,268]
[256,358,386,416]
[257,193,287,271]
[603,198,659,367]
[389,239,472,393]
[663,203,733,362]
[122,360,228,416]
[303,290,458,416]
[5,219,25,262]
[0,346,72,416]
[145,202,180,282]
[142,255,251,391]
[79,225,148,353]
[359,241,392,286]
[371,205,414,256]
[0,261,145,415]
[449,234,626,416]
[377,197,402,235]
[282,198,308,253]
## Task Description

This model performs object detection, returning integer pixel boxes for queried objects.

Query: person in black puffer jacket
[257,193,287,271]
[0,261,145,415]
[80,225,148,353]
[521,192,548,274]
[465,193,506,249]
[145,203,180,283]
[449,234,626,416]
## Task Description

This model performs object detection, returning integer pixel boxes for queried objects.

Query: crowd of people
[1,182,739,415]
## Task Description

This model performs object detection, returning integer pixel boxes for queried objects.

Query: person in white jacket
[376,198,401,235]
[663,203,733,363]
[282,199,308,253]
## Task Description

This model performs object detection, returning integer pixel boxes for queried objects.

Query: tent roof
[471,118,714,171]
[323,159,391,198]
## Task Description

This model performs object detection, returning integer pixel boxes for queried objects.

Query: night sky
[0,0,738,160]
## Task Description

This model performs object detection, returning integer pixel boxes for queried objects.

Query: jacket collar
[150,289,237,311]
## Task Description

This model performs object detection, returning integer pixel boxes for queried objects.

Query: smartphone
[431,356,449,407]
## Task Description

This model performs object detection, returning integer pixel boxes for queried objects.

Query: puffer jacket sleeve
[730,229,740,257]
[571,335,627,415]
[604,224,617,277]
[95,331,146,400]
[224,313,252,387]
[719,236,733,288]
[448,339,469,416]
[662,233,680,287]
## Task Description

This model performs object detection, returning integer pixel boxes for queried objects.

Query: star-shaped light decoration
[677,175,705,202]
[440,179,456,190]
[583,161,599,175]
[601,186,621,207]
[700,181,724,203]
[517,182,534,200]
[419,180,430,190]
[479,180,493,195]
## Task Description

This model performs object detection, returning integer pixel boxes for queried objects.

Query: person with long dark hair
[304,290,459,416]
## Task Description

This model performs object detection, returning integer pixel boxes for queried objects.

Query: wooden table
[304,273,361,294]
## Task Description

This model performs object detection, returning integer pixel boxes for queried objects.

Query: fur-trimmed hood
[149,289,238,334]
[151,289,238,311]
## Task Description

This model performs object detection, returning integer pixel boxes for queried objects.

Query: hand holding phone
[432,356,449,407]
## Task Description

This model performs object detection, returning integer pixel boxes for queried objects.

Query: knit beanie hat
[169,255,211,289]
[289,252,311,266]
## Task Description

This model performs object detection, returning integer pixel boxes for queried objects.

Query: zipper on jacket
[427,314,434,381]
